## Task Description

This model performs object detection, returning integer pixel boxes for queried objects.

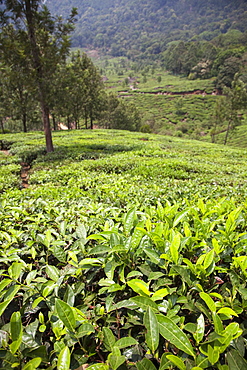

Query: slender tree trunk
[0,119,4,134]
[22,112,27,132]
[224,120,231,145]
[52,114,56,131]
[42,103,53,152]
[85,108,88,129]
[67,116,71,130]
[90,110,93,130]
[25,0,54,152]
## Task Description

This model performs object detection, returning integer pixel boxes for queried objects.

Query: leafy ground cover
[1,130,247,369]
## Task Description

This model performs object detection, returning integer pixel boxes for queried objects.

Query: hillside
[46,0,247,59]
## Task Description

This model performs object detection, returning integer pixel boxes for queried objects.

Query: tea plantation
[0,130,247,370]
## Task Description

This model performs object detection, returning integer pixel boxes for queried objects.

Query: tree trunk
[67,116,71,130]
[22,112,27,133]
[85,109,88,129]
[0,119,4,134]
[42,103,53,152]
[90,111,93,130]
[52,114,56,131]
[25,0,54,152]
[224,120,231,145]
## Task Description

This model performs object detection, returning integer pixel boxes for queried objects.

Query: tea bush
[1,130,247,369]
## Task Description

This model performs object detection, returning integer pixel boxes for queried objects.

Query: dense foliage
[1,130,247,369]
[46,0,247,57]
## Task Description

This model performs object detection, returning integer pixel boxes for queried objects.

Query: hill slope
[47,0,247,58]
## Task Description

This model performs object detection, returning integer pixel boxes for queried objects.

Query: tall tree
[213,75,247,145]
[223,75,246,145]
[0,0,77,152]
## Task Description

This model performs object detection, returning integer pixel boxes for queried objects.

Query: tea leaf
[199,292,216,313]
[55,299,75,332]
[166,355,186,370]
[22,358,42,370]
[115,337,138,349]
[57,346,71,370]
[136,358,157,370]
[103,327,116,351]
[127,279,150,296]
[144,307,159,353]
[157,315,195,357]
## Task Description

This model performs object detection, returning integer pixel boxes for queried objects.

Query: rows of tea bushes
[0,130,247,369]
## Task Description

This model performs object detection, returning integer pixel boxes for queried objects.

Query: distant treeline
[46,0,247,82]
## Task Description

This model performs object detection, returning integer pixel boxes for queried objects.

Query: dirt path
[20,163,30,188]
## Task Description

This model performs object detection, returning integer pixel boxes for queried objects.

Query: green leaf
[76,224,87,240]
[22,358,42,370]
[131,222,145,249]
[169,234,180,264]
[53,245,67,262]
[123,207,136,234]
[115,337,138,349]
[173,210,188,227]
[212,313,224,334]
[199,292,216,313]
[157,314,195,358]
[27,346,48,362]
[227,349,247,370]
[144,248,161,265]
[136,358,157,370]
[193,314,205,344]
[4,285,20,301]
[8,262,24,280]
[160,353,172,370]
[46,265,60,281]
[108,353,125,370]
[151,288,169,301]
[103,327,116,351]
[79,258,102,267]
[166,355,186,370]
[55,299,75,332]
[208,344,219,365]
[32,297,44,309]
[57,346,71,370]
[127,279,150,296]
[130,296,158,312]
[0,279,11,293]
[203,250,214,269]
[88,245,110,255]
[10,311,22,342]
[144,307,159,353]
[0,298,12,316]
[217,307,238,317]
[77,323,95,338]
[110,299,138,311]
[9,311,22,353]
[87,365,109,370]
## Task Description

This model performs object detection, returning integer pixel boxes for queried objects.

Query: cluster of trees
[0,1,141,152]
[162,34,247,88]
